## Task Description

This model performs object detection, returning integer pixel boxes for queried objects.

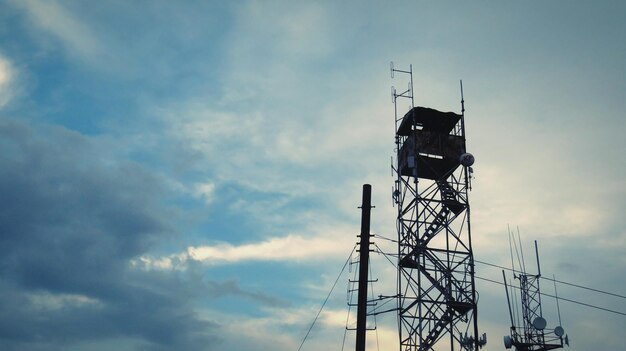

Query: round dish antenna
[503,335,513,349]
[554,326,565,337]
[533,317,547,330]
[460,153,475,167]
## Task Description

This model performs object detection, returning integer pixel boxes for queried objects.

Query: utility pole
[356,184,372,351]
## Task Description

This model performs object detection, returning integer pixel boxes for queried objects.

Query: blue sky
[0,1,625,350]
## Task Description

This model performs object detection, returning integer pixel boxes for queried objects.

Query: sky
[0,1,625,350]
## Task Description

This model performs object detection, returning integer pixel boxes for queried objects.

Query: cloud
[186,234,351,263]
[134,228,356,269]
[11,0,103,61]
[193,181,216,205]
[228,1,335,63]
[25,291,102,311]
[0,119,225,350]
[208,298,400,351]
[0,54,15,107]
[7,0,232,86]
[2,2,625,350]
[202,304,351,351]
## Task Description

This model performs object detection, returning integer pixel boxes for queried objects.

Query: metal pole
[356,184,372,351]
[503,270,515,327]
[534,240,541,277]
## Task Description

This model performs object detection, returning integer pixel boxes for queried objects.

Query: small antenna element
[460,80,465,114]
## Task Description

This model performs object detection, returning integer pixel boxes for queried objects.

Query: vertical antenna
[460,80,465,114]
[511,278,521,329]
[503,271,515,326]
[517,227,527,274]
[410,64,414,108]
[511,229,523,274]
[534,240,541,277]
[553,274,563,326]
[460,80,466,138]
[508,225,516,275]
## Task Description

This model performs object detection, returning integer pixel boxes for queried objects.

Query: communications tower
[390,63,485,351]
[502,240,569,350]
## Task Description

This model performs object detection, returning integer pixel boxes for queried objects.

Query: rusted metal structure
[390,63,485,351]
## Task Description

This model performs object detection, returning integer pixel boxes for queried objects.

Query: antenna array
[502,239,569,351]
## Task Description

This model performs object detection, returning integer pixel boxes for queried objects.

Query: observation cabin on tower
[397,106,467,182]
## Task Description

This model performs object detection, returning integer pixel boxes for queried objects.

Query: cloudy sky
[1,1,625,350]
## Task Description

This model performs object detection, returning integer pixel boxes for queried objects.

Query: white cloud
[207,303,399,351]
[193,181,216,205]
[187,234,347,263]
[0,54,15,107]
[26,291,102,311]
[131,255,181,271]
[229,1,334,65]
[11,0,103,61]
[197,303,354,351]
[133,224,357,270]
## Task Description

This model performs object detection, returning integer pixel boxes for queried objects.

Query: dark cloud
[0,119,221,350]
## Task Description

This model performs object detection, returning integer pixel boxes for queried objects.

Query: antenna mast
[502,240,569,350]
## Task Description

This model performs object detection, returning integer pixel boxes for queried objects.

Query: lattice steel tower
[390,63,485,351]
[502,240,568,351]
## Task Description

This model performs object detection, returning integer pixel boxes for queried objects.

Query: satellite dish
[554,326,565,337]
[460,153,475,167]
[503,335,513,349]
[533,317,547,330]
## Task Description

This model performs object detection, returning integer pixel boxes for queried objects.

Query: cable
[341,249,359,351]
[372,233,398,243]
[474,259,626,300]
[366,248,626,318]
[298,244,357,351]
[373,243,398,268]
[474,275,626,317]
[553,274,563,325]
[548,277,626,300]
[369,259,381,351]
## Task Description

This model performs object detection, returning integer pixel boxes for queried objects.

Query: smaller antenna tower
[502,240,569,351]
